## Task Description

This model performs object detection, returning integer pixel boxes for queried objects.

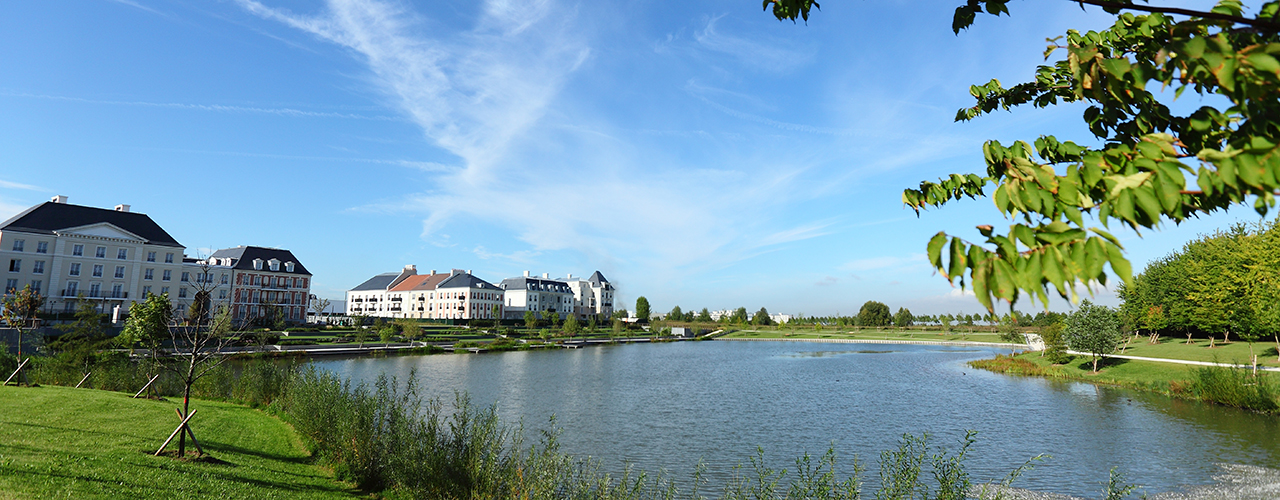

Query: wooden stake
[133,374,160,399]
[175,408,204,455]
[156,409,197,456]
[75,372,92,389]
[4,358,29,386]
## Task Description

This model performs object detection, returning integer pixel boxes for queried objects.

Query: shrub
[1189,365,1278,413]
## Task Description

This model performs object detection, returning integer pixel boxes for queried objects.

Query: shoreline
[715,336,1027,349]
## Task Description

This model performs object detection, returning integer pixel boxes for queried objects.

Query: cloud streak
[2,92,401,121]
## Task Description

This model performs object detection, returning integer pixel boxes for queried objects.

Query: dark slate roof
[0,201,183,247]
[437,273,501,290]
[588,271,609,285]
[208,246,312,276]
[499,277,572,294]
[349,273,399,291]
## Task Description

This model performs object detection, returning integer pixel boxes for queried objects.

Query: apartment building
[208,245,312,327]
[348,266,503,320]
[499,272,575,320]
[567,271,615,320]
[0,195,191,316]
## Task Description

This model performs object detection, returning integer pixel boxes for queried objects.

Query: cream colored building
[1,196,192,317]
[567,271,615,320]
[498,272,575,320]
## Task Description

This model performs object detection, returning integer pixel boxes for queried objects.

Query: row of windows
[4,279,39,294]
[9,240,49,253]
[237,274,308,288]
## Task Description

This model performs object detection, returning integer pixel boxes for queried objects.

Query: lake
[310,340,1280,497]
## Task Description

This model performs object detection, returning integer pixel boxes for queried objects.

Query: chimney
[51,195,68,204]
[467,269,472,275]
[431,269,437,275]
[542,272,549,279]
[114,204,131,213]
[523,271,530,277]
[404,264,417,274]
[567,273,573,280]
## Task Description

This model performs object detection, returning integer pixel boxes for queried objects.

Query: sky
[0,0,1261,317]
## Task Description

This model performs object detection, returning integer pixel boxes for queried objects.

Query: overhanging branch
[1075,0,1280,31]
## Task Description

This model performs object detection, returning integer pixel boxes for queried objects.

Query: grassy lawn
[722,328,1008,344]
[1112,335,1280,367]
[0,385,355,499]
[970,351,1205,394]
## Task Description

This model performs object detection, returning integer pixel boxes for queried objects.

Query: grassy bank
[0,385,353,499]
[971,352,1279,413]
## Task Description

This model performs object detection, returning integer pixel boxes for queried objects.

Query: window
[11,240,23,252]
[73,244,83,256]
[144,268,153,280]
[35,241,47,254]
[162,270,171,281]
[178,288,187,298]
[111,284,122,297]
[147,251,156,262]
[221,274,228,284]
[89,283,100,297]
[92,265,103,277]
[69,263,81,276]
[115,266,125,279]
[95,246,106,258]
[165,253,174,263]
[181,272,189,282]
[161,286,169,296]
[117,248,127,260]
[269,260,279,271]
[286,262,295,272]
[253,259,263,270]
[64,302,75,313]
[8,259,19,272]
[219,289,227,300]
[29,280,41,294]
[66,281,78,295]
[143,285,151,297]
[4,279,17,292]
[32,261,44,274]
[253,276,261,286]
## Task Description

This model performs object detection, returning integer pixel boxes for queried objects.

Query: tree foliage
[1118,219,1280,342]
[2,285,44,361]
[773,0,1280,313]
[1063,300,1123,372]
[893,307,914,328]
[858,301,892,327]
[635,296,651,322]
[752,307,773,325]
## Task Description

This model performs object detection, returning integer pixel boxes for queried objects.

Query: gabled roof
[350,273,399,292]
[0,201,183,247]
[499,276,572,293]
[588,271,609,285]
[438,273,501,290]
[209,246,311,275]
[389,272,452,292]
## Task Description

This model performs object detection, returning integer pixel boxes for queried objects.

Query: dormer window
[285,262,295,272]
[253,259,263,270]
[269,259,280,271]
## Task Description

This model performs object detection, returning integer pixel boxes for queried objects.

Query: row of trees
[1118,220,1280,346]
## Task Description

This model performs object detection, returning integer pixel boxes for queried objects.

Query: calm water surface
[310,340,1280,497]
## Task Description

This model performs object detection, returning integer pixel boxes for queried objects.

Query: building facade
[209,245,313,327]
[567,271,615,320]
[499,272,575,320]
[0,196,192,317]
[347,267,503,320]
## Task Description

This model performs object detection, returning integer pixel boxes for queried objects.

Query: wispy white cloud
[0,180,43,191]
[105,0,165,16]
[693,14,813,73]
[2,92,401,121]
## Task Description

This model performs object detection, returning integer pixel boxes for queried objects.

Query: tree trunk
[1092,356,1099,373]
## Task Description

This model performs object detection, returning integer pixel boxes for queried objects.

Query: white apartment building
[0,196,193,317]
[567,271,615,320]
[499,272,575,320]
[348,266,503,320]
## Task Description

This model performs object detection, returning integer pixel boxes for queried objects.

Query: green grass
[0,385,354,499]
[1112,335,1280,367]
[970,351,1200,393]
[721,328,1007,344]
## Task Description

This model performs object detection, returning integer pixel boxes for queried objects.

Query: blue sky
[0,0,1258,317]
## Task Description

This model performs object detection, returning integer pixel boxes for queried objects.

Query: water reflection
[309,341,1278,497]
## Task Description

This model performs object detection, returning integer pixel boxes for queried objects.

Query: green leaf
[948,237,967,282]
[927,232,948,270]
[1106,242,1133,286]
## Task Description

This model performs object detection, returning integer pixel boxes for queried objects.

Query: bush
[1190,365,1279,413]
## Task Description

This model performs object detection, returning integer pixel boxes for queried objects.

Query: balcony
[391,297,402,302]
[353,298,364,303]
